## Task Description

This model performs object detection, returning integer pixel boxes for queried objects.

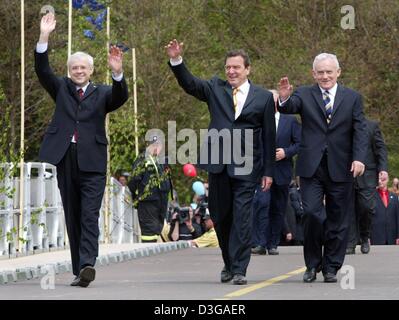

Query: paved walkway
[0,242,189,284]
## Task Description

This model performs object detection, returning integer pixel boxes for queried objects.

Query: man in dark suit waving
[35,13,128,287]
[278,53,367,283]
[166,39,275,285]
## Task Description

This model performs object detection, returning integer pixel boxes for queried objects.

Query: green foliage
[128,153,172,207]
[1,0,399,204]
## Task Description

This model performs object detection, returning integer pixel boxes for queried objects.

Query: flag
[86,0,106,11]
[72,0,85,9]
[83,29,95,39]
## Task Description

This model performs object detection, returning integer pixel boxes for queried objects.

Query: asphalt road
[1,245,398,300]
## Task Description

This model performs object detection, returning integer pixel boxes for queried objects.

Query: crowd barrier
[0,162,140,257]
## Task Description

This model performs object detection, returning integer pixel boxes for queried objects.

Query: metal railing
[0,162,140,257]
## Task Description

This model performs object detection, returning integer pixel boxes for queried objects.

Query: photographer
[190,216,219,248]
[168,207,203,241]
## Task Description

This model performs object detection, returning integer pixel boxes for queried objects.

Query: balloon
[192,181,205,196]
[183,164,197,177]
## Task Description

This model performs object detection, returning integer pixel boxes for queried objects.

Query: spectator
[168,207,203,241]
[371,174,399,245]
[346,119,388,255]
[190,216,219,248]
[251,186,270,255]
[390,177,399,197]
[116,171,130,186]
[266,89,301,255]
[280,180,304,246]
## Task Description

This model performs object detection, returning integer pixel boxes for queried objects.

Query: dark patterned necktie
[73,88,84,142]
[323,90,332,124]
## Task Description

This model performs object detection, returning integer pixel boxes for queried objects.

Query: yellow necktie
[232,87,239,112]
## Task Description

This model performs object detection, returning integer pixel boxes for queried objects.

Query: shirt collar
[319,83,338,97]
[76,82,90,93]
[234,80,250,94]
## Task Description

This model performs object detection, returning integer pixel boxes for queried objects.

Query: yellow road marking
[223,266,306,298]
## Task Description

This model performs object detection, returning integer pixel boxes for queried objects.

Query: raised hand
[108,45,123,75]
[278,77,293,101]
[40,13,56,35]
[165,39,184,59]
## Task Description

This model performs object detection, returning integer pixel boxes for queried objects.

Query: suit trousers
[267,183,289,249]
[56,143,106,276]
[300,155,353,274]
[251,186,271,248]
[208,168,257,276]
[347,186,376,247]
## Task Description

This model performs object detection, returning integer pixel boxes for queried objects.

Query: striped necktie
[323,90,332,124]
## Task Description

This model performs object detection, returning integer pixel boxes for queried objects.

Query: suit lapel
[242,83,256,111]
[81,82,97,101]
[223,82,236,122]
[310,84,327,116]
[67,79,80,103]
[276,114,287,140]
[331,84,344,117]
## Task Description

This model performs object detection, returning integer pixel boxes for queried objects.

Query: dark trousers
[267,183,289,249]
[347,186,376,247]
[251,186,271,248]
[137,199,165,238]
[208,169,257,276]
[300,155,353,274]
[56,143,106,276]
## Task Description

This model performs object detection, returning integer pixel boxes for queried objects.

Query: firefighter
[128,135,171,242]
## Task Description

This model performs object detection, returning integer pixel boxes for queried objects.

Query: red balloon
[183,163,197,177]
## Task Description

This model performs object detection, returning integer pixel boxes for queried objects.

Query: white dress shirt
[275,111,280,132]
[320,83,338,111]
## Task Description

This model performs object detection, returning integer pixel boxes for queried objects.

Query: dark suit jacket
[355,120,388,189]
[169,61,275,182]
[274,114,301,185]
[371,192,399,245]
[278,84,367,182]
[35,50,128,173]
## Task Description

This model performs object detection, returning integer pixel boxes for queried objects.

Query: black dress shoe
[346,247,355,255]
[232,274,247,285]
[303,268,317,283]
[323,272,337,283]
[267,248,279,255]
[360,239,370,254]
[77,266,96,288]
[70,276,80,286]
[251,246,266,255]
[220,266,233,283]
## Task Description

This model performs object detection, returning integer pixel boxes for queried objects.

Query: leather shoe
[251,246,266,255]
[346,247,355,255]
[360,239,370,254]
[220,266,233,283]
[70,276,80,286]
[267,248,279,255]
[303,268,317,283]
[323,272,337,283]
[232,274,247,285]
[76,266,96,288]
